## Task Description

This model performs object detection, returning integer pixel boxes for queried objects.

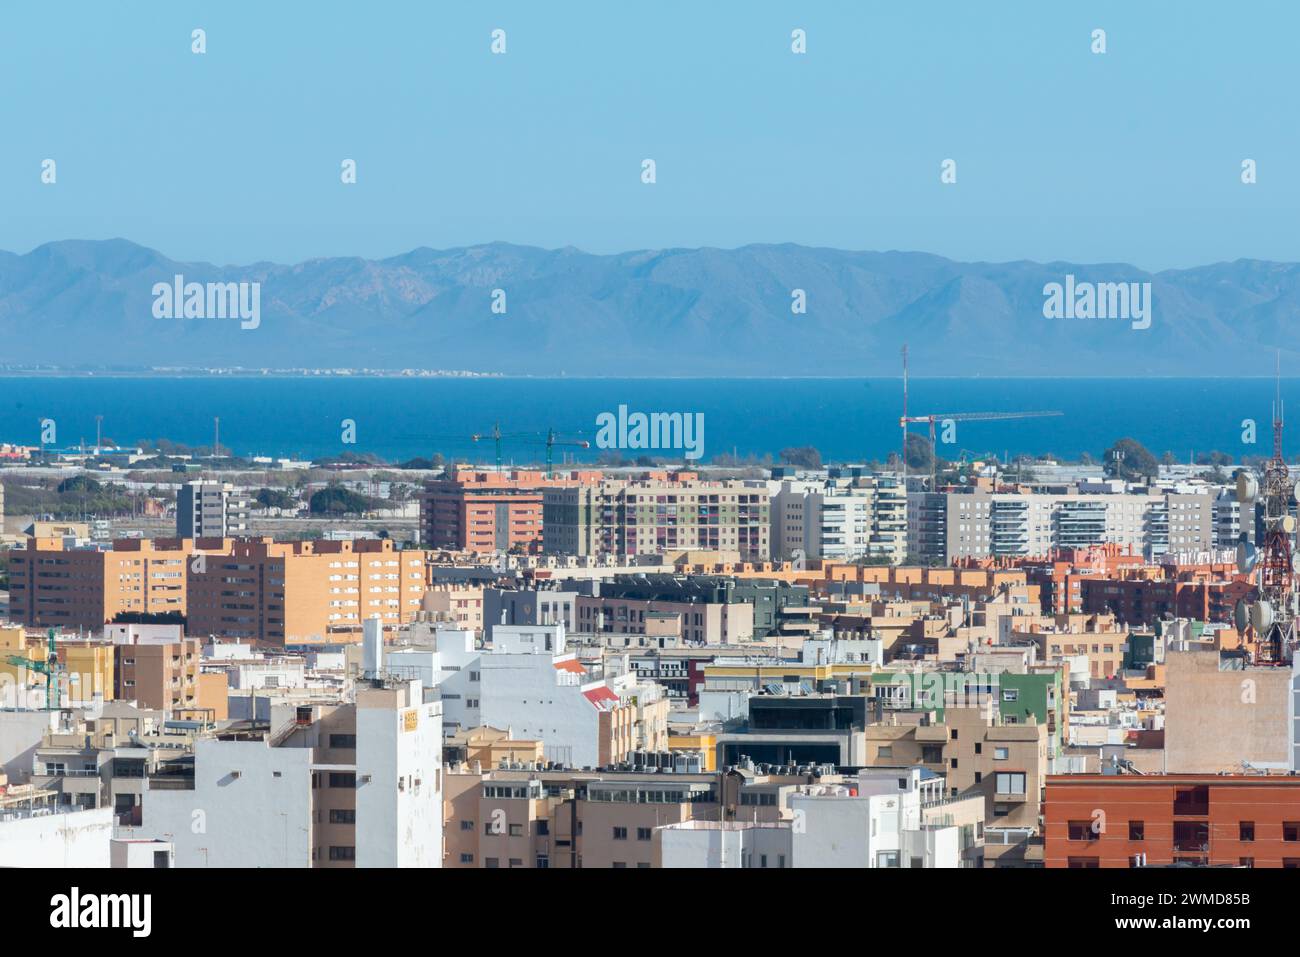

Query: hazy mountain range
[1,238,1297,376]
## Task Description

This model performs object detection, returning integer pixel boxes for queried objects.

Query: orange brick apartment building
[1045,774,1300,867]
[8,536,194,629]
[186,538,427,645]
[8,536,427,646]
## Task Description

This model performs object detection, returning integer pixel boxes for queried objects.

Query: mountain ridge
[1,239,1296,375]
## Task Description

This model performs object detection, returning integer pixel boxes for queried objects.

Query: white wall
[138,738,313,867]
[0,709,53,782]
[355,684,443,868]
[0,807,113,867]
[478,653,596,767]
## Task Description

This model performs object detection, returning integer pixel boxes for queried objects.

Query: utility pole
[95,415,103,455]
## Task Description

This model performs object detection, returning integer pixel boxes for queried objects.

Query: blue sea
[0,376,1283,465]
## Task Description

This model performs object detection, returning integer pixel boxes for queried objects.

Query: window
[876,851,899,868]
[509,824,523,837]
[329,733,356,749]
[536,855,549,869]
[536,820,549,835]
[994,747,1009,761]
[460,853,474,864]
[1240,821,1255,842]
[1067,857,1099,868]
[612,861,626,868]
[637,827,652,841]
[328,772,356,788]
[1002,689,1019,702]
[461,820,474,831]
[1284,822,1300,842]
[328,846,355,861]
[974,743,982,755]
[951,729,959,740]
[1240,857,1254,868]
[613,827,628,840]
[485,858,499,869]
[1068,821,1095,841]
[1128,820,1144,841]
[329,809,356,824]
[996,772,1026,795]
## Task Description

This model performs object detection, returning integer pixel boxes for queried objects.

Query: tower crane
[471,426,590,477]
[899,345,1063,489]
[900,410,1063,489]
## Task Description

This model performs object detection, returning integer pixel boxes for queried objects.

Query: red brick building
[1079,577,1250,626]
[1046,774,1300,868]
[418,468,600,554]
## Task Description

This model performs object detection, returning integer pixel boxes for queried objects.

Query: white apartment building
[176,480,250,538]
[135,677,442,867]
[789,767,979,868]
[387,624,481,738]
[656,820,793,868]
[770,476,907,564]
[393,621,668,767]
[908,486,1217,563]
[477,623,668,769]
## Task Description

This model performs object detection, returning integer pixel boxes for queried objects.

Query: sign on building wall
[402,708,418,732]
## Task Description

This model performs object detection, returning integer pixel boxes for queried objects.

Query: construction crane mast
[900,409,1063,489]
[471,426,591,477]
[2,629,63,711]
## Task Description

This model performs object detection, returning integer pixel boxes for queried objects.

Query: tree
[254,488,297,510]
[1102,438,1159,481]
[57,475,103,495]
[903,433,933,472]
[779,446,823,469]
[309,485,373,516]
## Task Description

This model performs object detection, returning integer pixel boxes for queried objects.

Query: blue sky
[0,1,1294,270]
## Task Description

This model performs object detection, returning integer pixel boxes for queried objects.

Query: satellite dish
[1237,472,1258,504]
[1251,599,1275,632]
[1294,479,1300,503]
[1286,515,1298,535]
[1237,541,1258,575]
[1234,599,1249,632]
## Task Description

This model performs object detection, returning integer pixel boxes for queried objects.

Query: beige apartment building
[1009,612,1128,680]
[864,705,1047,831]
[114,636,201,715]
[421,584,485,633]
[444,766,720,869]
[1163,649,1290,772]
[574,593,754,647]
[543,472,770,561]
